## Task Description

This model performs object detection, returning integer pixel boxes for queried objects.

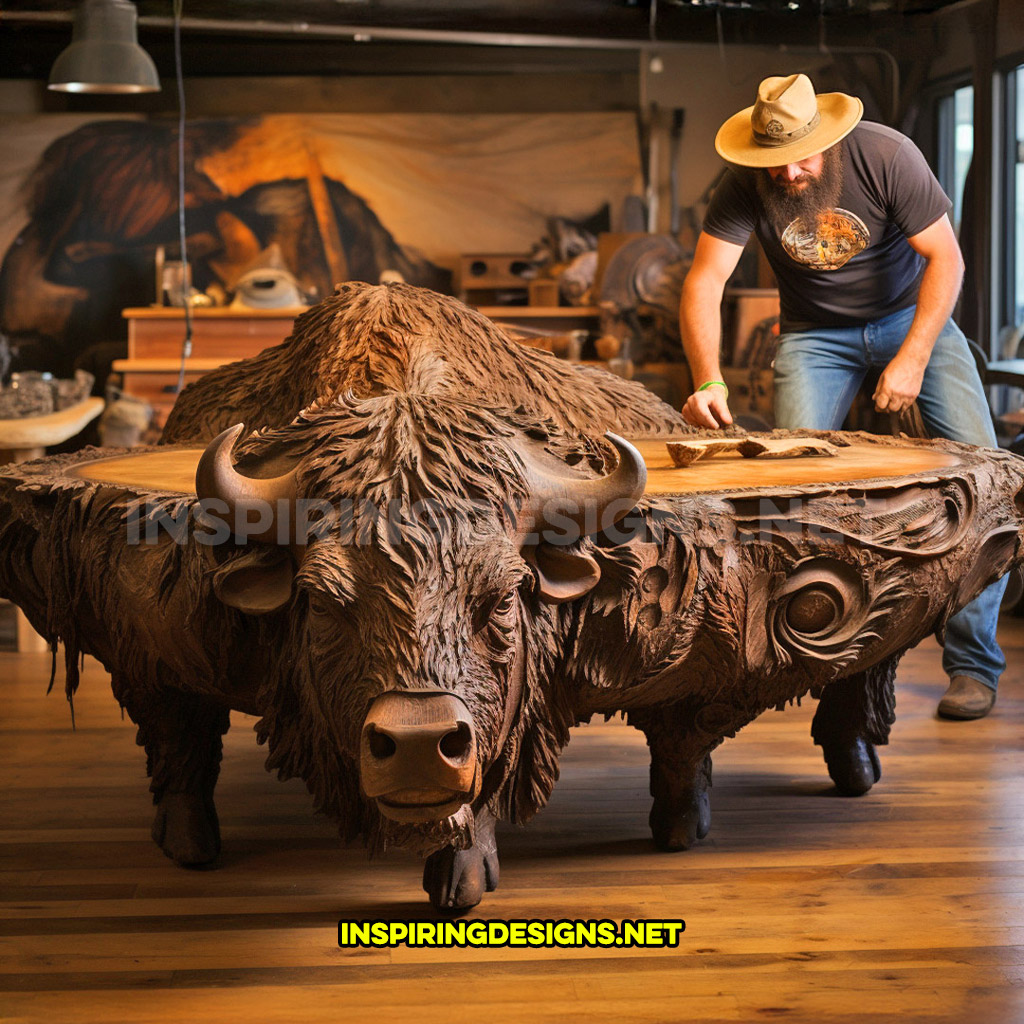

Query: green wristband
[697,380,729,400]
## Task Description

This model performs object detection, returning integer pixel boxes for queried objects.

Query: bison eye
[473,590,518,635]
[308,594,334,617]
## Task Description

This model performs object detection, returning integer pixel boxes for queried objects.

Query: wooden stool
[0,397,104,651]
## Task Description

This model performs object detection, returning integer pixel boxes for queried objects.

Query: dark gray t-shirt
[702,122,952,332]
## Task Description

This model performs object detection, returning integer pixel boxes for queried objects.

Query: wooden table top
[986,358,1024,387]
[0,397,104,450]
[71,437,964,498]
[632,439,961,495]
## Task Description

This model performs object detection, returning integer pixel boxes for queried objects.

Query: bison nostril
[367,726,396,760]
[438,722,473,763]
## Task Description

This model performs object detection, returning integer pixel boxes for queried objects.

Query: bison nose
[360,691,479,823]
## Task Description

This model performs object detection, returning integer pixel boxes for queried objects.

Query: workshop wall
[0,27,963,374]
[0,109,640,373]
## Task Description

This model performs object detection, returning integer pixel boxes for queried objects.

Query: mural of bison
[1,284,1022,910]
[0,121,450,379]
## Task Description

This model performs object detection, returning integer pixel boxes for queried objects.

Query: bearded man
[678,74,1007,746]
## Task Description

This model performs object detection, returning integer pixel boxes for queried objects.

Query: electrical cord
[173,0,192,395]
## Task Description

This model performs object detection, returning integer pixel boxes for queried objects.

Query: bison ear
[212,549,295,615]
[527,543,601,605]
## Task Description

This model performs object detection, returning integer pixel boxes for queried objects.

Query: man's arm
[872,214,965,413]
[679,232,745,428]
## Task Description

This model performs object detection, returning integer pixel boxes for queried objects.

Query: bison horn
[195,424,299,544]
[516,433,646,542]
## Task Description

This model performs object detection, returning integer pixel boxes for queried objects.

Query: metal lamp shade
[48,0,160,94]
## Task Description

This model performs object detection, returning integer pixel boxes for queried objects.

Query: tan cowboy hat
[715,73,863,167]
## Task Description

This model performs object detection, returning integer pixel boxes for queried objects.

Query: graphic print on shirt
[780,208,871,270]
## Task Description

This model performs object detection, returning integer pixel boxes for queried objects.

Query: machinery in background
[596,233,688,366]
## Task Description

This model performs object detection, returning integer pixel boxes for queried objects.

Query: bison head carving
[192,394,646,850]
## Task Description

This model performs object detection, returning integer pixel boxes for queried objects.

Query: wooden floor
[2,621,1023,1024]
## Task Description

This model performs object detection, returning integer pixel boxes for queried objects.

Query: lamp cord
[173,0,192,395]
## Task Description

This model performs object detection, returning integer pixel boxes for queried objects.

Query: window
[936,83,974,237]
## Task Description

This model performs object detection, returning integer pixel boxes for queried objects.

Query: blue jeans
[773,305,1007,691]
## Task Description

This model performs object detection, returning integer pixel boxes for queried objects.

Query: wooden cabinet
[116,307,306,426]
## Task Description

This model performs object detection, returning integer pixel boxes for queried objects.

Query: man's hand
[874,213,963,416]
[682,384,734,429]
[873,352,927,413]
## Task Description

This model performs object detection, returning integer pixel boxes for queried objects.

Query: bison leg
[631,707,714,852]
[811,655,899,796]
[117,680,231,866]
[422,807,499,911]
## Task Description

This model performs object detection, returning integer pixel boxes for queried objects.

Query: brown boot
[937,676,996,720]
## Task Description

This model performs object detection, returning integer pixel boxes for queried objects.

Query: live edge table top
[68,435,964,499]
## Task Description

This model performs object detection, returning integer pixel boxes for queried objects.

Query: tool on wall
[668,108,685,236]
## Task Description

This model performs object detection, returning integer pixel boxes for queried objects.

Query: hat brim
[715,92,864,167]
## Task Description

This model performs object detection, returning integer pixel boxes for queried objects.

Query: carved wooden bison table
[1,282,1023,911]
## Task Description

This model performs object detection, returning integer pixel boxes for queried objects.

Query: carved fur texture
[161,281,701,443]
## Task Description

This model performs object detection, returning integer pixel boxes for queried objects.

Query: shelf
[113,358,233,373]
[122,306,308,320]
[474,306,601,318]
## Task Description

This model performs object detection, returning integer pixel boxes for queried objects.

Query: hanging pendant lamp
[49,0,160,94]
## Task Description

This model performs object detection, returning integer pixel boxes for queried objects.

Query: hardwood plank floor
[1,620,1022,1023]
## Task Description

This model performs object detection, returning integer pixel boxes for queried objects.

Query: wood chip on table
[736,437,840,459]
[667,436,840,467]
[665,438,745,467]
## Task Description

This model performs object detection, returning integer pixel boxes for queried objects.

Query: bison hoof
[151,792,221,866]
[649,789,711,851]
[823,736,881,796]
[422,844,500,911]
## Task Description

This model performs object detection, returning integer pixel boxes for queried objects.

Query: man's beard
[755,145,844,234]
